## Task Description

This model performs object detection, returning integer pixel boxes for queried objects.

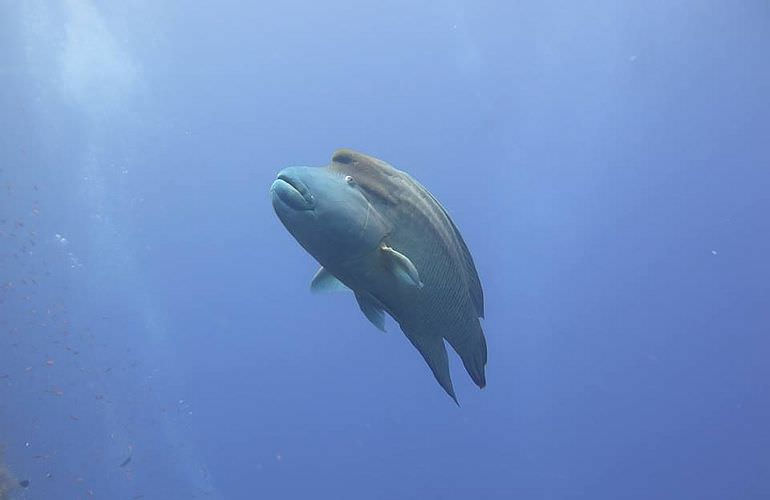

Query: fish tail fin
[449,326,487,389]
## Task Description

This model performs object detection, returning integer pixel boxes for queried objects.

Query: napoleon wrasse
[271,149,486,403]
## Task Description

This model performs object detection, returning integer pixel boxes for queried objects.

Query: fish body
[270,149,486,402]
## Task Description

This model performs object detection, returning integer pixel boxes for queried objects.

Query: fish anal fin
[355,292,386,332]
[405,332,458,405]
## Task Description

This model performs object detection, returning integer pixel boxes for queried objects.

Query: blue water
[1,1,769,499]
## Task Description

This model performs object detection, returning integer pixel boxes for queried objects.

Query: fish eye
[345,175,355,185]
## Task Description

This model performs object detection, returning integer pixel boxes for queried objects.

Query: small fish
[120,456,132,467]
[19,479,30,488]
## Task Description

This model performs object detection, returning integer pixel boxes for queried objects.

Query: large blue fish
[270,149,486,403]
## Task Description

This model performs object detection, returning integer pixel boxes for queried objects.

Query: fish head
[271,165,388,263]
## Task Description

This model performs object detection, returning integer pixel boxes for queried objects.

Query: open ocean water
[1,1,769,499]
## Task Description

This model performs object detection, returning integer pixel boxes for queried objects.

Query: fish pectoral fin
[405,332,458,405]
[355,292,386,332]
[310,267,350,293]
[381,245,423,288]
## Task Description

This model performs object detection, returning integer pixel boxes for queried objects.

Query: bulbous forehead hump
[329,149,399,204]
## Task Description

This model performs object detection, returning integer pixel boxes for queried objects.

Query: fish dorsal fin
[355,292,386,332]
[381,245,423,288]
[445,215,484,318]
[405,174,484,318]
[310,267,349,293]
[404,332,458,405]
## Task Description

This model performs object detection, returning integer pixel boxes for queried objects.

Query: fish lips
[271,171,315,211]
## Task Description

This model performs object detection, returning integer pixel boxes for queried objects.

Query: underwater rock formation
[0,448,18,500]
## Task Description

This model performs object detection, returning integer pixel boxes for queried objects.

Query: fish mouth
[271,172,314,211]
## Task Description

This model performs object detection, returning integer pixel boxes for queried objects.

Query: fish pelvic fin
[310,267,350,293]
